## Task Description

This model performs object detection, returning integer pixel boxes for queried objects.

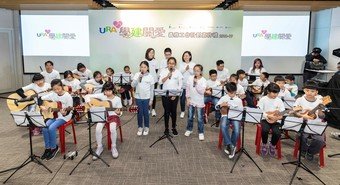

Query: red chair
[106,120,123,150]
[204,102,212,123]
[58,119,77,154]
[255,124,282,159]
[218,124,242,151]
[293,137,325,167]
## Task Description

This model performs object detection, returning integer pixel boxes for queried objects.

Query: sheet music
[244,107,263,124]
[11,111,46,127]
[211,87,224,98]
[112,74,131,84]
[282,116,304,132]
[282,96,295,109]
[89,107,107,123]
[228,107,243,121]
[154,89,182,96]
[304,119,327,135]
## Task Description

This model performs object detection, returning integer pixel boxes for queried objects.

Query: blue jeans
[220,116,240,146]
[204,96,221,120]
[180,89,186,112]
[186,105,204,134]
[42,119,66,149]
[136,98,150,128]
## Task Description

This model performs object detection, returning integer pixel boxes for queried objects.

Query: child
[294,81,325,161]
[179,51,196,118]
[39,79,73,160]
[84,82,122,159]
[72,63,92,83]
[216,82,243,159]
[16,74,51,135]
[229,74,246,99]
[184,64,207,141]
[248,58,267,81]
[120,66,133,106]
[245,72,270,108]
[104,67,115,82]
[145,48,159,117]
[85,71,104,94]
[204,69,222,126]
[158,48,172,74]
[132,61,155,136]
[40,61,60,83]
[237,69,248,91]
[61,70,81,95]
[284,74,298,97]
[159,57,183,136]
[257,83,285,157]
[216,60,230,85]
[274,75,291,99]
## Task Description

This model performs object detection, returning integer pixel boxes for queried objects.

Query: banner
[89,10,243,75]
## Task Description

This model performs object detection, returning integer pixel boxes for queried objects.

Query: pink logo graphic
[45,29,51,34]
[261,30,267,34]
[113,21,123,29]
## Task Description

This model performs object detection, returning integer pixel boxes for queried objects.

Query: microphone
[39,66,43,72]
[168,68,173,79]
[193,76,197,87]
[139,72,144,83]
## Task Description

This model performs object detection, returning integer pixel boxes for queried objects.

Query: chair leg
[119,126,123,143]
[293,139,300,159]
[59,127,66,154]
[218,129,223,150]
[255,125,262,155]
[319,146,325,168]
[71,122,77,144]
[237,134,241,151]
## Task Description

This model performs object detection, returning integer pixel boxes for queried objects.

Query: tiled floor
[0,97,340,185]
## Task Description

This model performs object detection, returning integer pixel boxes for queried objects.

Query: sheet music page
[282,116,303,132]
[304,119,327,135]
[90,107,106,122]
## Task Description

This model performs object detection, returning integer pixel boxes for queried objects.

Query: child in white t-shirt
[85,71,104,94]
[284,74,299,98]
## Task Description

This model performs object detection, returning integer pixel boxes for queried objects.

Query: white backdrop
[89,10,243,75]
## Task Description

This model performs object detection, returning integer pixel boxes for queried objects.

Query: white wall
[327,7,340,70]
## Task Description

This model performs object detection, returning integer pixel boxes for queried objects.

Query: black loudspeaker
[333,48,340,58]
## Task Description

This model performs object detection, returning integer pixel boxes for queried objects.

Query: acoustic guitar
[7,89,51,112]
[84,98,138,113]
[266,106,303,124]
[40,101,73,120]
[296,96,332,120]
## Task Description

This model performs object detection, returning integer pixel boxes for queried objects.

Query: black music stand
[280,96,296,142]
[112,74,131,86]
[208,87,225,127]
[282,117,327,185]
[149,89,182,154]
[1,111,52,184]
[69,107,110,175]
[229,107,263,173]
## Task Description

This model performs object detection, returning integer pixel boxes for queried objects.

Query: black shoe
[164,129,170,135]
[306,152,314,161]
[41,149,51,160]
[47,145,59,160]
[172,128,178,136]
[224,145,231,155]
[301,150,307,158]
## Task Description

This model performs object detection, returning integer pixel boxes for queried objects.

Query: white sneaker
[193,114,196,119]
[151,109,157,117]
[199,133,205,141]
[123,99,128,106]
[184,130,192,137]
[137,127,143,136]
[180,112,185,119]
[128,99,133,106]
[92,146,103,160]
[143,127,149,136]
[111,147,119,159]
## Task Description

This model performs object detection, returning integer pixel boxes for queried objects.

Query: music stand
[209,87,225,127]
[1,111,52,184]
[69,107,110,175]
[282,117,327,185]
[149,89,182,154]
[280,96,296,142]
[112,74,131,86]
[229,107,263,173]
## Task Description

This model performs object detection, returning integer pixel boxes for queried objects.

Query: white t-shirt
[62,79,81,92]
[248,67,267,76]
[147,59,159,84]
[284,84,298,97]
[179,61,196,89]
[278,88,292,100]
[86,79,103,94]
[158,68,183,90]
[257,96,285,120]
[186,75,207,108]
[84,93,122,116]
[41,91,73,121]
[131,72,155,101]
[294,95,322,111]
[206,79,223,98]
[238,78,249,91]
[22,83,51,97]
[216,68,230,82]
[251,79,270,88]
[72,69,92,83]
[236,83,245,95]
[216,94,243,116]
[41,69,60,84]
[158,59,168,72]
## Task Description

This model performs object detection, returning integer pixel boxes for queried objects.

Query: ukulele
[296,96,332,120]
[7,89,51,112]
[40,101,73,120]
[266,106,303,124]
